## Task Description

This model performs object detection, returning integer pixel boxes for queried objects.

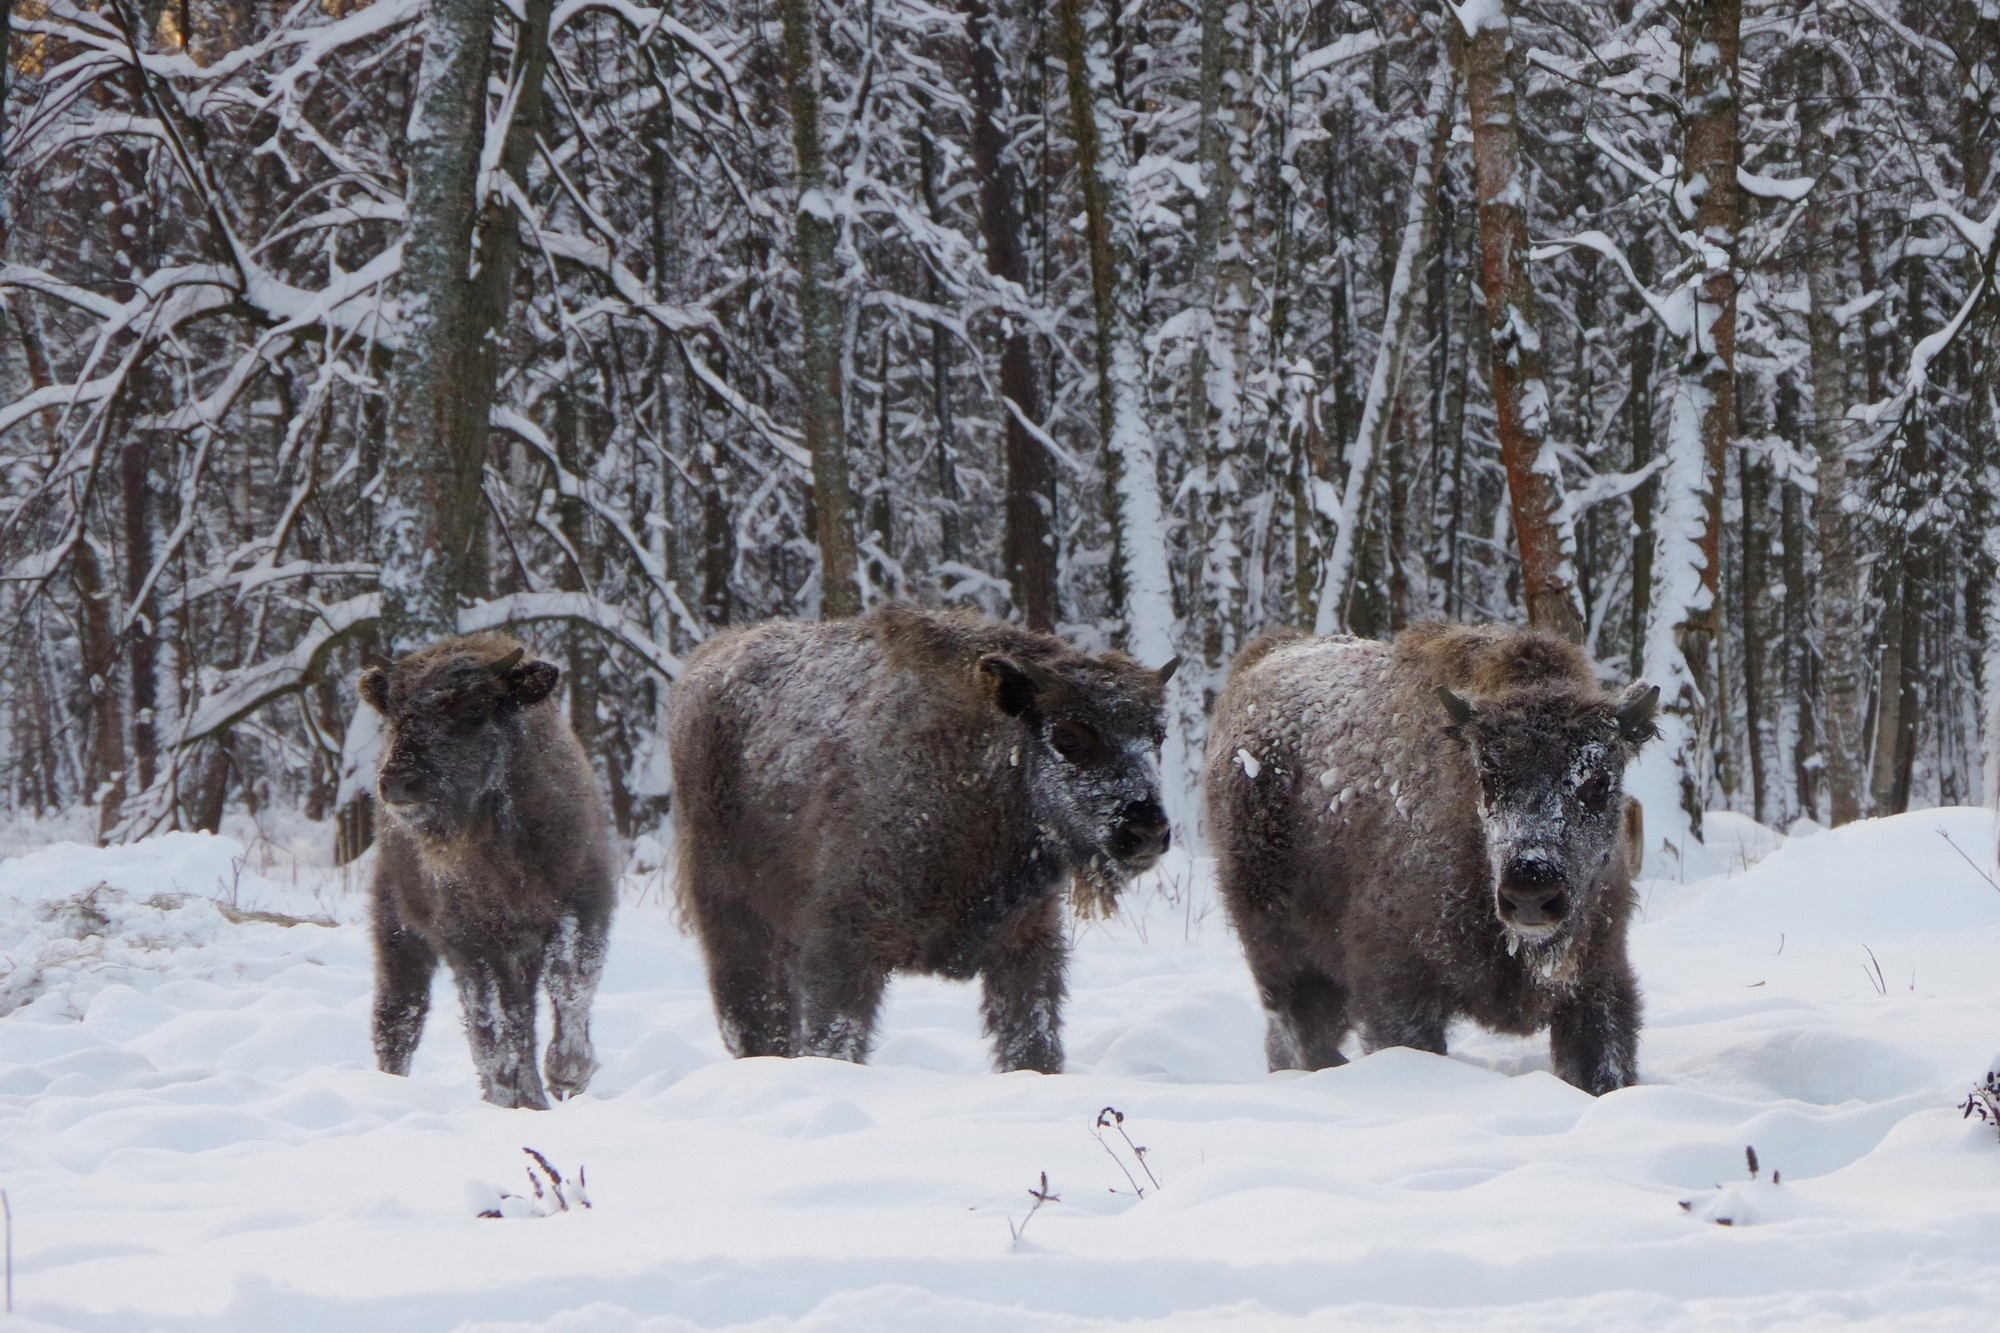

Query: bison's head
[359,636,561,842]
[976,649,1176,885]
[1437,679,1659,951]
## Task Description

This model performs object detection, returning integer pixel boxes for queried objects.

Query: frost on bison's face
[1437,680,1660,955]
[979,651,1174,895]
[360,645,561,843]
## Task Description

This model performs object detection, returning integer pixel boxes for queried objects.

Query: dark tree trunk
[967,0,1056,630]
[777,0,861,618]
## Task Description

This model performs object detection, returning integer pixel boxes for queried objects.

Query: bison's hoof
[545,1043,598,1100]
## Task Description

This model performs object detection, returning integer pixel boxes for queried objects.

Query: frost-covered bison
[1205,623,1659,1095]
[361,635,616,1109]
[670,605,1175,1073]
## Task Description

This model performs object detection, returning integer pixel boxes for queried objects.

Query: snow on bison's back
[1204,622,1659,1095]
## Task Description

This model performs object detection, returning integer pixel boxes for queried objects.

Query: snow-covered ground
[1,808,1998,1331]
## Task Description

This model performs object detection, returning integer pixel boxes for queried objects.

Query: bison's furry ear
[504,659,561,709]
[1435,686,1477,728]
[1614,681,1661,744]
[978,653,1050,717]
[359,668,390,714]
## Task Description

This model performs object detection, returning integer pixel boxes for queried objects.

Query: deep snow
[0,808,1997,1331]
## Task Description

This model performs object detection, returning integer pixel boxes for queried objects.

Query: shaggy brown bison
[361,634,617,1109]
[1205,622,1659,1095]
[670,605,1175,1073]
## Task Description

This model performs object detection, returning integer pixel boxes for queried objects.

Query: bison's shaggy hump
[1205,620,1657,1096]
[1398,620,1595,696]
[670,604,1172,1074]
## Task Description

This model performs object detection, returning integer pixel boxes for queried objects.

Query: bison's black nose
[1497,857,1568,928]
[1109,799,1170,863]
[379,769,422,806]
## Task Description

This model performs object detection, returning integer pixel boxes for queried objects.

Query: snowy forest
[1,0,1996,859]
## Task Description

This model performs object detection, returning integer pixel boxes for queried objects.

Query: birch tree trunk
[778,0,861,618]
[967,0,1056,630]
[1455,1,1584,642]
[379,0,498,651]
[1055,0,1173,669]
[1630,0,1741,860]
[1314,66,1453,634]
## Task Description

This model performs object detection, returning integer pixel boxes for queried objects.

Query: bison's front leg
[1547,964,1640,1095]
[371,886,438,1077]
[543,903,609,1099]
[451,935,551,1109]
[979,895,1067,1074]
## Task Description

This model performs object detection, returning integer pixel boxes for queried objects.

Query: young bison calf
[670,605,1175,1073]
[361,635,616,1109]
[1205,623,1658,1095]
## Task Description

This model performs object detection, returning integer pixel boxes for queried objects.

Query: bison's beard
[1501,918,1583,986]
[1069,854,1128,920]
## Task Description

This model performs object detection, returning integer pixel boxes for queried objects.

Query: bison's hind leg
[980,896,1067,1074]
[1258,968,1352,1072]
[794,925,886,1064]
[693,892,800,1058]
[372,887,438,1077]
[543,899,610,1099]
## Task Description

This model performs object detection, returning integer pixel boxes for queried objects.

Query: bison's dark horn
[1435,686,1477,727]
[491,647,526,674]
[1155,656,1182,686]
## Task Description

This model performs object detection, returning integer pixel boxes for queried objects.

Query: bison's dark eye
[1049,721,1098,763]
[1576,772,1612,813]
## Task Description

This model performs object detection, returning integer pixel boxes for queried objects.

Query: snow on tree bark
[380,0,499,651]
[1628,0,1741,859]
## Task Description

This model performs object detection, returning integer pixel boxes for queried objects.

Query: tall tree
[777,0,861,618]
[1632,0,1742,854]
[1055,0,1173,669]
[966,0,1057,630]
[379,0,501,650]
[1455,0,1584,641]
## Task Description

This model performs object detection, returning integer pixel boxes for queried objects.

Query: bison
[1204,622,1659,1095]
[669,605,1175,1073]
[361,634,617,1109]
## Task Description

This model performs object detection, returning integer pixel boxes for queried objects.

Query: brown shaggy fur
[363,635,617,1110]
[1205,622,1658,1095]
[669,605,1173,1073]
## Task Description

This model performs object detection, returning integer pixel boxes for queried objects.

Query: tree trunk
[1455,2,1583,641]
[379,0,501,651]
[1775,373,1817,822]
[1631,0,1741,859]
[1055,0,1173,667]
[1803,51,1864,826]
[915,103,963,581]
[1314,65,1453,633]
[1739,446,1769,823]
[777,0,861,618]
[1187,0,1251,671]
[967,0,1057,630]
